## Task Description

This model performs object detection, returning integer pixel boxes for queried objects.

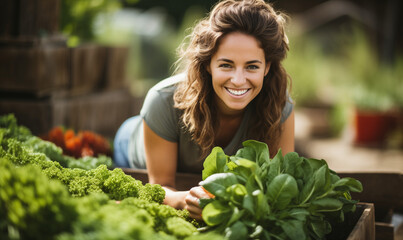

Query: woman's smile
[225,87,250,97]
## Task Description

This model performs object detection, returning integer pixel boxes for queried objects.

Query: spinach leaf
[266,174,298,210]
[202,147,228,180]
[200,173,239,199]
[203,200,232,226]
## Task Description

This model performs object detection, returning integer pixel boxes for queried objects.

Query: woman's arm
[143,120,209,219]
[143,120,187,209]
[277,109,295,155]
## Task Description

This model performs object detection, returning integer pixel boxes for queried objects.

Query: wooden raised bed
[339,172,403,240]
[122,168,376,240]
[0,89,143,138]
[0,45,69,96]
[68,45,107,96]
[0,0,60,37]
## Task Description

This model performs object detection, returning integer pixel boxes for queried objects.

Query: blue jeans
[113,116,139,168]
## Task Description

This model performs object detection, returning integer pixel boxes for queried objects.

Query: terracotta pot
[353,109,396,146]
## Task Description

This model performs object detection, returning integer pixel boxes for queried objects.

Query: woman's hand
[184,186,213,220]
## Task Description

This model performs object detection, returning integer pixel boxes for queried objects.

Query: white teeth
[226,88,248,96]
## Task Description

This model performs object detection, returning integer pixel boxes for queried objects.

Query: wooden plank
[347,203,375,240]
[69,45,107,96]
[0,0,18,36]
[18,0,60,37]
[101,46,130,90]
[0,89,142,137]
[375,222,395,240]
[338,172,403,210]
[0,0,60,37]
[0,46,69,96]
[0,35,67,48]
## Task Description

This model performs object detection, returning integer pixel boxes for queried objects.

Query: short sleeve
[280,95,294,123]
[140,86,179,142]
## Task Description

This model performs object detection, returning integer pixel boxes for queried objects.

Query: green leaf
[299,165,331,203]
[309,198,343,212]
[281,219,307,240]
[227,207,245,226]
[287,208,310,221]
[266,174,298,210]
[200,173,239,198]
[298,158,313,184]
[202,147,228,180]
[266,149,283,184]
[227,184,247,205]
[282,152,303,177]
[309,216,332,238]
[305,157,327,172]
[236,140,270,166]
[199,198,214,209]
[242,194,255,215]
[333,177,363,193]
[224,221,248,240]
[231,158,258,183]
[253,189,270,219]
[202,200,232,226]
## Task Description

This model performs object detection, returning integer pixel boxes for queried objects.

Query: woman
[114,0,294,220]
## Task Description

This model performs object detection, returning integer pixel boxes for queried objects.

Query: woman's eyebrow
[217,58,263,64]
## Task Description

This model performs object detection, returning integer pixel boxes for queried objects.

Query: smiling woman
[113,0,294,220]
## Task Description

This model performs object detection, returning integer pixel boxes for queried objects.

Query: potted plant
[346,28,400,147]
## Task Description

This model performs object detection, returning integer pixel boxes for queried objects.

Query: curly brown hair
[174,0,291,157]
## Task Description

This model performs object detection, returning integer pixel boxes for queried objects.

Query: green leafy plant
[60,0,139,46]
[200,140,363,240]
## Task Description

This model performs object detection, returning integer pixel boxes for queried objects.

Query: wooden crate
[0,45,69,96]
[339,172,403,240]
[101,46,130,90]
[69,45,107,96]
[0,89,143,138]
[0,0,60,37]
[0,43,127,97]
[122,169,376,240]
[0,35,67,48]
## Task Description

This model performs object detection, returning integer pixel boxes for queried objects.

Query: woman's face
[208,32,270,116]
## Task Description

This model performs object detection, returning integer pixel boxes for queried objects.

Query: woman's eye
[247,65,259,70]
[219,64,232,68]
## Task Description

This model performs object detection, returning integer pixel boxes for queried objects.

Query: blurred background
[0,0,402,172]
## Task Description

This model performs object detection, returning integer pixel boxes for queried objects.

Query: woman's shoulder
[149,72,187,93]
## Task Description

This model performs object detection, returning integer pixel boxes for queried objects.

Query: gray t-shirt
[128,73,293,173]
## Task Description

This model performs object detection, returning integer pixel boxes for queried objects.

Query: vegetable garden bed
[123,169,375,240]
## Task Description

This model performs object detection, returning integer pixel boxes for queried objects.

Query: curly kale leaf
[0,157,77,240]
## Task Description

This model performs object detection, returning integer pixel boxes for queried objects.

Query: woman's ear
[265,62,271,76]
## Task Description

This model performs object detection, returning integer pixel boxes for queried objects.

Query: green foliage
[0,113,214,239]
[58,195,191,240]
[344,27,399,111]
[0,157,78,240]
[0,114,164,202]
[0,114,113,170]
[200,140,363,240]
[61,0,122,46]
[0,156,204,239]
[0,113,31,142]
[65,155,113,170]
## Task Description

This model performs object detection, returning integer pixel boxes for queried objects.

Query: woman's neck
[214,110,245,148]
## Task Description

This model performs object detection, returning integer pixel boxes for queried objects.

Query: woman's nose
[230,69,246,86]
